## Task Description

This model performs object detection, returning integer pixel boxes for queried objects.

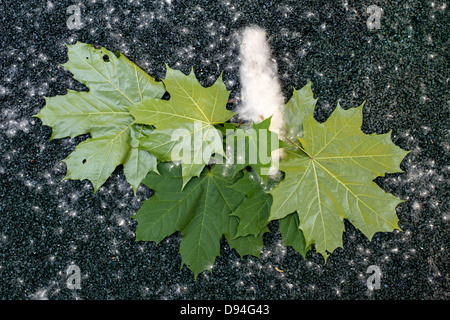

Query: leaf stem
[282,135,312,158]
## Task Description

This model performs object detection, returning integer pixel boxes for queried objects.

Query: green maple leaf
[228,170,272,238]
[129,67,234,187]
[284,81,318,141]
[269,101,409,260]
[34,42,165,193]
[132,162,265,278]
[225,117,288,183]
[278,213,309,258]
[138,121,224,189]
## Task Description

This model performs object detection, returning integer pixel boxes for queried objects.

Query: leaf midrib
[173,76,210,123]
[72,123,133,174]
[79,50,135,105]
[313,159,398,229]
[311,108,358,158]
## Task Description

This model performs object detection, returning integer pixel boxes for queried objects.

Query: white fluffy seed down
[237,26,286,176]
[237,26,285,136]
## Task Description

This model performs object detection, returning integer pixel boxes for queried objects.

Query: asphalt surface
[0,0,448,300]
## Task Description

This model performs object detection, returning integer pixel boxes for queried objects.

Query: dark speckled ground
[0,0,448,300]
